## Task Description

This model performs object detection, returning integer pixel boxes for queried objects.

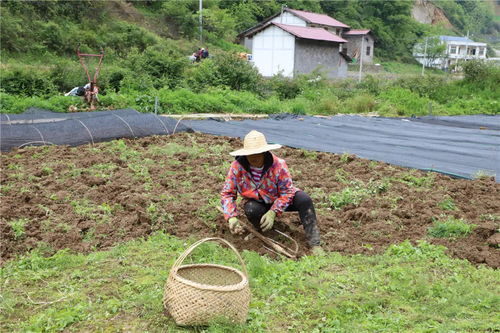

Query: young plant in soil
[428,216,476,238]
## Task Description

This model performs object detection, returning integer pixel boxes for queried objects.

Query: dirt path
[1,133,498,267]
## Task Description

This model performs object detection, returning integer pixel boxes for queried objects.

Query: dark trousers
[243,191,320,247]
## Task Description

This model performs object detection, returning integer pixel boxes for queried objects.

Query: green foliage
[437,197,457,211]
[343,94,376,113]
[329,186,368,210]
[161,0,198,38]
[185,51,262,92]
[8,218,30,239]
[268,75,303,100]
[432,0,496,35]
[462,60,500,86]
[428,216,476,238]
[0,67,57,97]
[2,233,498,332]
[123,46,187,90]
[377,87,431,116]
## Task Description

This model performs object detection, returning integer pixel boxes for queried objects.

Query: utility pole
[199,0,203,44]
[421,37,428,76]
[358,37,364,83]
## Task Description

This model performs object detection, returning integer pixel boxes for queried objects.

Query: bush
[0,67,57,97]
[395,75,448,98]
[343,94,376,113]
[309,96,341,115]
[377,87,431,116]
[268,75,303,100]
[185,51,262,92]
[0,93,85,113]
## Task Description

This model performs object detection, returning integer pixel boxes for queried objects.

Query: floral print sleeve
[220,161,238,220]
[270,160,296,215]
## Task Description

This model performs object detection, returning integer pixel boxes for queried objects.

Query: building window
[480,48,485,56]
[366,46,371,56]
[450,46,457,54]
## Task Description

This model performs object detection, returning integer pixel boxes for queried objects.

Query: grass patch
[428,216,476,238]
[7,218,30,239]
[1,233,498,332]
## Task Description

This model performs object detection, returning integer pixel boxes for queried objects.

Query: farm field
[1,132,499,331]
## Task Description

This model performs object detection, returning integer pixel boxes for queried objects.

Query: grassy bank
[1,60,499,117]
[1,232,498,332]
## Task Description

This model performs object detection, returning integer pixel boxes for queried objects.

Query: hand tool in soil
[217,206,298,259]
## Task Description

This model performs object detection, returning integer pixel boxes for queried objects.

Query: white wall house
[252,25,296,77]
[415,35,487,70]
[238,8,365,78]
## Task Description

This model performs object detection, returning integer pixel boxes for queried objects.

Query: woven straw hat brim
[229,143,281,156]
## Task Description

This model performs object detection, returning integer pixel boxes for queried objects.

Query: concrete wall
[243,37,253,52]
[343,35,374,64]
[294,39,347,78]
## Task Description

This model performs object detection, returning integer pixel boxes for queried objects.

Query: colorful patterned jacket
[221,152,299,220]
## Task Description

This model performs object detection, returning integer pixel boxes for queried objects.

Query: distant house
[342,30,375,64]
[414,35,487,70]
[238,8,373,78]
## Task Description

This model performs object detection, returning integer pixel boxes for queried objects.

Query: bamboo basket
[163,237,251,326]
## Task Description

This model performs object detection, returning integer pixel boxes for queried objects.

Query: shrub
[185,51,262,92]
[269,75,303,100]
[377,87,430,116]
[0,93,85,113]
[357,75,382,94]
[395,75,448,98]
[310,96,341,115]
[343,94,376,113]
[49,59,87,93]
[0,67,57,97]
[462,60,498,84]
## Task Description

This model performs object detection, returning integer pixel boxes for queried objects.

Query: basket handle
[170,237,248,278]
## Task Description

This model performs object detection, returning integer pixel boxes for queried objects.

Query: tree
[414,37,447,68]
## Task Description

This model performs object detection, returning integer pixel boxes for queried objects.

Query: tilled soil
[1,133,499,267]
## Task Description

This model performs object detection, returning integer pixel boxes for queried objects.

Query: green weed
[398,171,434,187]
[8,218,30,239]
[329,186,368,210]
[428,216,476,238]
[300,149,318,160]
[438,197,457,211]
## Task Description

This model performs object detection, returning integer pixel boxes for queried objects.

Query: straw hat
[230,130,281,156]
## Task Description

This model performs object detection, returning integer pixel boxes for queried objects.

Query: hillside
[0,0,498,117]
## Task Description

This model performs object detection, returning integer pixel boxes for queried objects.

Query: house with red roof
[238,8,374,78]
[343,29,375,64]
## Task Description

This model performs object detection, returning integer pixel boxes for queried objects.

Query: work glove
[260,210,276,232]
[228,217,244,235]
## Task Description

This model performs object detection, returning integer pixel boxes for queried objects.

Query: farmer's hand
[228,217,244,235]
[260,210,276,232]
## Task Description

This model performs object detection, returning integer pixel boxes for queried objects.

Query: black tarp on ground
[0,109,192,151]
[186,114,500,181]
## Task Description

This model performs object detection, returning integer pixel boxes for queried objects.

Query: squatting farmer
[221,130,323,254]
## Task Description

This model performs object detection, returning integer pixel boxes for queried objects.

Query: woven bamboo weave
[163,237,251,326]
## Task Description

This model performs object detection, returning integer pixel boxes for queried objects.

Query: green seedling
[8,218,29,239]
[438,197,457,211]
